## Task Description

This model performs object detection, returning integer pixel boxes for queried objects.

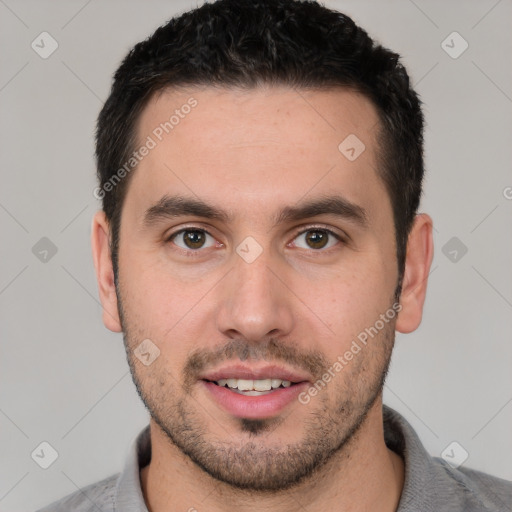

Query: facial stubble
[117,291,396,492]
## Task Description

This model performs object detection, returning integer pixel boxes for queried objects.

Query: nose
[215,249,295,343]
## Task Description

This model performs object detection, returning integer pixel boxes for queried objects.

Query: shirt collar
[114,423,151,511]
[382,405,437,512]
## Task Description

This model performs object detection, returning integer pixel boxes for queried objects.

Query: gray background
[0,0,511,510]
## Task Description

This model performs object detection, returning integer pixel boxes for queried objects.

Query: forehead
[126,85,389,225]
[139,85,380,150]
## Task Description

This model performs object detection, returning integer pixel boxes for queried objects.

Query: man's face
[115,86,399,490]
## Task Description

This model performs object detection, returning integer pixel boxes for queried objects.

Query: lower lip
[202,381,309,419]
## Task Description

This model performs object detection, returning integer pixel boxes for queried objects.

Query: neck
[140,401,404,512]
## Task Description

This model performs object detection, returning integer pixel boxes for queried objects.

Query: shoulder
[432,458,512,512]
[383,405,511,512]
[36,473,119,512]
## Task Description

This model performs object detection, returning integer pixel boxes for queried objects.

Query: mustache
[183,338,328,386]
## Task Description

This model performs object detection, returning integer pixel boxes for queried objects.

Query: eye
[169,229,216,250]
[291,228,341,250]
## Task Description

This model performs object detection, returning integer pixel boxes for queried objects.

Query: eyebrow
[273,195,368,228]
[143,194,369,229]
[143,195,231,226]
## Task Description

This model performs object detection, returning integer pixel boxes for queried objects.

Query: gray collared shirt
[37,405,512,511]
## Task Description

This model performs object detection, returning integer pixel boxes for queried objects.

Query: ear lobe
[395,213,434,334]
[91,210,123,332]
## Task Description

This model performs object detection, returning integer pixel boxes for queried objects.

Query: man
[38,0,511,510]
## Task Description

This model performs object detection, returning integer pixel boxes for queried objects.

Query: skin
[92,86,433,512]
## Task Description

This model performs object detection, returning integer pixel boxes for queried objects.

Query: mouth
[199,365,311,419]
[205,377,297,396]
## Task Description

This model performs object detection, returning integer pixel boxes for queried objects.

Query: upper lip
[200,364,312,384]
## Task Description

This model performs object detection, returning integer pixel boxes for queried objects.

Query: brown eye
[305,231,329,249]
[293,229,339,250]
[170,229,214,250]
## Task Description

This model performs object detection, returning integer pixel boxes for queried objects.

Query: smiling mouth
[205,378,298,396]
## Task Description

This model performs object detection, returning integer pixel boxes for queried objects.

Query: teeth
[271,378,281,388]
[237,379,253,391]
[215,378,292,391]
[254,379,272,391]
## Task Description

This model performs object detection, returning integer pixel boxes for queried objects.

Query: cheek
[118,254,219,361]
[120,240,190,303]
[289,259,395,349]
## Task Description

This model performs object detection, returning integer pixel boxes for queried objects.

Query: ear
[395,213,434,334]
[91,210,122,332]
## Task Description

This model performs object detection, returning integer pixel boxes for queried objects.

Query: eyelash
[165,225,346,256]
